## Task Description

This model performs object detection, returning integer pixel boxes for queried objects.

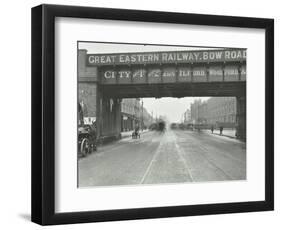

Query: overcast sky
[78,42,221,54]
[79,42,213,122]
[142,97,209,123]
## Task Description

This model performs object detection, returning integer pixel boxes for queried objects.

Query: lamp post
[141,99,144,131]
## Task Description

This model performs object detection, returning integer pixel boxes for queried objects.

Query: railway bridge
[78,48,246,141]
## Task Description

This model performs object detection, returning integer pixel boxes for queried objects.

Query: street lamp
[141,99,144,131]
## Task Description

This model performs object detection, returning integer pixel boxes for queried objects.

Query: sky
[79,42,216,123]
[142,97,209,123]
[78,42,221,54]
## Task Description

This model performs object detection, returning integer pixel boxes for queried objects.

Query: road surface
[78,129,246,187]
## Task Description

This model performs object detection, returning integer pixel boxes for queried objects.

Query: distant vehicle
[149,123,157,130]
[170,123,178,129]
[78,124,97,157]
[158,121,166,132]
[178,123,185,130]
[132,130,140,139]
[149,121,166,132]
[170,123,193,130]
[193,123,209,130]
[132,126,140,139]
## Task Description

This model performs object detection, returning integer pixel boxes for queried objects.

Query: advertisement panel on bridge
[100,65,246,84]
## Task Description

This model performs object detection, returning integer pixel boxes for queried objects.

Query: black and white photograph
[29,3,274,226]
[77,42,247,187]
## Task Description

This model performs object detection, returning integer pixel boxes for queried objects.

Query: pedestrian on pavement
[211,125,214,134]
[90,121,97,150]
[219,126,223,135]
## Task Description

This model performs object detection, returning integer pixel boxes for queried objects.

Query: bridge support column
[236,96,246,140]
[78,83,97,123]
[97,91,122,144]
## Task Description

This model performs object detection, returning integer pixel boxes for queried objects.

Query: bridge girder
[100,82,246,99]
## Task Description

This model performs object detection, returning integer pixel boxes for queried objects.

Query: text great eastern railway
[87,49,246,66]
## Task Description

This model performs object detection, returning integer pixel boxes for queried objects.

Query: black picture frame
[31,4,274,225]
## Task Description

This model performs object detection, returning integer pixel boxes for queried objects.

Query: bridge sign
[87,49,246,66]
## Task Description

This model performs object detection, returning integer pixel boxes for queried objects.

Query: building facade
[190,97,237,127]
[183,108,191,123]
[142,107,154,129]
[121,98,141,131]
[121,99,154,131]
[190,99,208,124]
[206,97,236,126]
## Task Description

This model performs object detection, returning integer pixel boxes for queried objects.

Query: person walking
[90,121,97,151]
[211,125,214,134]
[219,126,223,135]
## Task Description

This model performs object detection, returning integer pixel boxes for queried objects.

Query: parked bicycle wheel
[80,138,90,157]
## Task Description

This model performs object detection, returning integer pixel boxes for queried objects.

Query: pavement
[203,128,237,138]
[78,128,246,187]
[121,129,149,138]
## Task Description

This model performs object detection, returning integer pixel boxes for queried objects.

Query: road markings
[196,145,236,180]
[173,137,194,182]
[174,130,245,180]
[140,130,195,184]
[139,138,164,184]
[200,144,245,165]
[181,140,234,180]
